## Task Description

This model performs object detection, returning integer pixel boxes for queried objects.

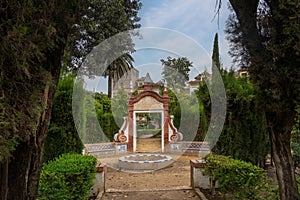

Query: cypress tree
[43,72,83,163]
[196,72,269,166]
[212,33,221,73]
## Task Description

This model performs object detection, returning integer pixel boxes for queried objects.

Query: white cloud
[142,0,224,36]
[131,27,213,83]
[138,0,233,70]
[83,1,234,94]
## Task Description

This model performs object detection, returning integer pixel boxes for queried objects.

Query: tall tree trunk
[108,75,113,98]
[2,53,61,200]
[228,0,300,199]
[0,160,8,200]
[0,1,80,199]
[268,112,299,200]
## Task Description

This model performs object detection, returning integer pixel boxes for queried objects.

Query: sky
[134,0,232,68]
[90,0,233,93]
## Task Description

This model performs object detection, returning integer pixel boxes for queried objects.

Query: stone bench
[85,143,116,154]
[169,142,210,155]
[181,143,210,153]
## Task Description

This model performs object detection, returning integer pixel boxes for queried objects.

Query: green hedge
[38,153,97,200]
[204,154,274,199]
[292,142,300,168]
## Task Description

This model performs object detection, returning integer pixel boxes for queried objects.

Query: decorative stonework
[114,117,129,143]
[114,84,183,152]
[170,134,180,142]
[126,88,170,152]
[169,115,183,142]
[117,133,127,143]
[133,96,163,110]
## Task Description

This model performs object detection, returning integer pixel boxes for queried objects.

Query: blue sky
[90,0,232,93]
[132,0,232,81]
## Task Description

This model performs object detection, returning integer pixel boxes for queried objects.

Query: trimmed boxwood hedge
[204,154,275,199]
[38,153,97,200]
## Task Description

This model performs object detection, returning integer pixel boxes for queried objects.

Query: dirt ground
[101,190,200,200]
[96,154,205,199]
[102,154,198,191]
[96,153,278,200]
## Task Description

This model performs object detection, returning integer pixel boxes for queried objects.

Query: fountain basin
[118,154,173,171]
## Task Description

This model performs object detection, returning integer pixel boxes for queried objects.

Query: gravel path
[103,154,197,190]
[96,154,204,199]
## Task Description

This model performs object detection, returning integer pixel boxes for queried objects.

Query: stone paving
[100,189,202,200]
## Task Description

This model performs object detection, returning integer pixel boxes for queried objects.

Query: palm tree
[104,53,134,98]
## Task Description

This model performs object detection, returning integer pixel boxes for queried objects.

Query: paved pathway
[100,189,202,200]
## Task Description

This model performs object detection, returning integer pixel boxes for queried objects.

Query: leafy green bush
[204,154,274,199]
[38,153,97,200]
[94,93,119,141]
[291,142,300,168]
[43,72,83,163]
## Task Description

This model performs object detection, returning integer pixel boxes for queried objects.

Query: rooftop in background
[112,68,163,98]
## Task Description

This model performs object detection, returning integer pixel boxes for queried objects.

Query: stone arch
[114,85,182,153]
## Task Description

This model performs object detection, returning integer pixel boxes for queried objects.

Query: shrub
[196,72,270,165]
[38,153,97,200]
[204,154,274,199]
[43,72,83,163]
[291,142,300,168]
